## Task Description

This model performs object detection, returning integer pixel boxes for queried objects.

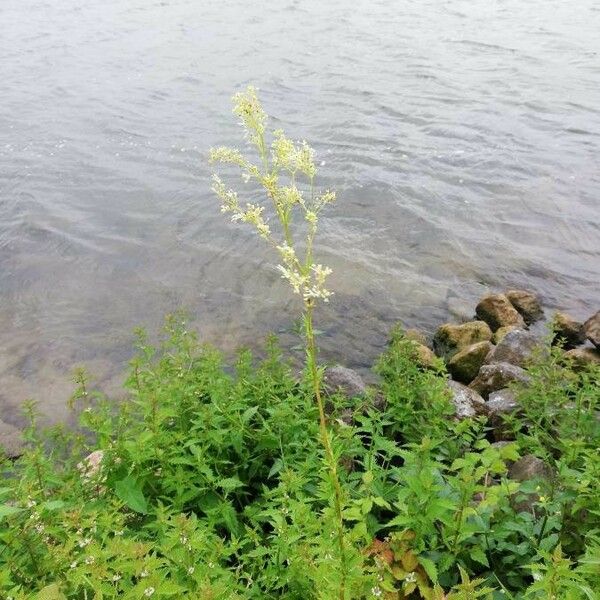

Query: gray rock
[487,388,519,415]
[447,341,493,384]
[433,321,492,361]
[584,311,600,349]
[487,329,542,367]
[0,420,25,459]
[469,362,531,399]
[446,380,488,419]
[552,311,585,349]
[323,366,367,398]
[476,293,526,332]
[509,455,553,513]
[506,289,544,325]
[493,325,519,344]
[508,454,552,482]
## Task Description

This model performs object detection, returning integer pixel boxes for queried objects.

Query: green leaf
[41,500,66,512]
[114,476,148,514]
[219,477,244,492]
[36,583,67,600]
[470,546,489,567]
[242,406,259,423]
[268,458,284,479]
[0,504,24,520]
[220,501,239,535]
[419,556,438,583]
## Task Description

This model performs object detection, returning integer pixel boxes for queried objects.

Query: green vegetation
[1,325,599,598]
[1,89,599,598]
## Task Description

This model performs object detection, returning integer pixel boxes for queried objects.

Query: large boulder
[432,321,492,361]
[476,294,525,332]
[552,312,585,349]
[487,329,542,367]
[447,341,493,384]
[0,420,25,459]
[584,311,600,349]
[469,362,530,399]
[446,380,488,420]
[323,366,367,398]
[564,348,600,370]
[506,289,543,325]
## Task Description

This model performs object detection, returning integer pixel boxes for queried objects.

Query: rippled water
[1,0,599,423]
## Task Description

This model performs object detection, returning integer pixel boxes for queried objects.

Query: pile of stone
[322,292,598,502]
[324,290,598,427]
[417,290,598,422]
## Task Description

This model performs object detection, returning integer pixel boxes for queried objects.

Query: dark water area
[1,0,599,424]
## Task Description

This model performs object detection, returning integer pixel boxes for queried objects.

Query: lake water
[1,0,599,423]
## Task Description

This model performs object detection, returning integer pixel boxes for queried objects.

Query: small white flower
[114,530,124,536]
[371,587,382,598]
[144,587,155,597]
[85,555,95,565]
[405,572,416,583]
[78,537,92,548]
[187,566,195,575]
[140,568,149,578]
[70,561,78,569]
[112,573,121,581]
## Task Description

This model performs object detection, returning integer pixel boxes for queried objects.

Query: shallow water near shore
[1,0,599,424]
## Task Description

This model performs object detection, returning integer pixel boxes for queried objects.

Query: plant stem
[304,300,346,600]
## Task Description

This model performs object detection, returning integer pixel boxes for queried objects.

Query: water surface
[1,0,599,423]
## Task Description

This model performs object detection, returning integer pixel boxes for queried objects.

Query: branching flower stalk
[210,86,346,597]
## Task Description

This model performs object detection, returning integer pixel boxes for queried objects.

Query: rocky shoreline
[325,289,599,425]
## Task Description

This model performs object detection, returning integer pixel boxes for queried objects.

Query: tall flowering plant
[210,86,346,598]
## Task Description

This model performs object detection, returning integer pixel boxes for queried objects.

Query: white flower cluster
[210,87,338,308]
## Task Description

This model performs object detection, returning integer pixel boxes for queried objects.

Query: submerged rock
[506,289,543,325]
[446,380,487,419]
[487,329,542,367]
[323,366,368,398]
[552,312,585,349]
[583,311,600,349]
[469,362,530,399]
[447,341,493,384]
[0,420,24,459]
[476,294,525,332]
[432,321,492,361]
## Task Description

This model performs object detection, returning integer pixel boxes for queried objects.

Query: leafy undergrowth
[1,318,599,599]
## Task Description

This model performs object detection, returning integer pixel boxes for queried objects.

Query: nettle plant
[210,86,347,597]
